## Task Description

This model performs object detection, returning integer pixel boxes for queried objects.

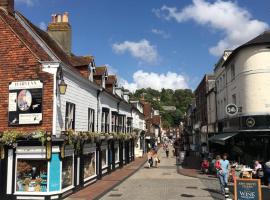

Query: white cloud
[39,22,46,31]
[120,70,188,92]
[151,28,170,39]
[154,0,269,56]
[15,0,36,6]
[112,39,159,64]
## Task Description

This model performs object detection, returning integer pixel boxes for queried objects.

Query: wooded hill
[130,88,194,128]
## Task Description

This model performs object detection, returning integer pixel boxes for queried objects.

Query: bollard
[224,187,232,200]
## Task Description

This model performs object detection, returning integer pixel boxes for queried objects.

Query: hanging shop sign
[246,117,256,128]
[8,80,43,125]
[225,104,238,116]
[234,179,262,200]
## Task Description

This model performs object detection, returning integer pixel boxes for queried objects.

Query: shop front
[0,139,78,200]
[80,143,96,186]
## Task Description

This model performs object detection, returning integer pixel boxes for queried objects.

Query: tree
[130,88,194,128]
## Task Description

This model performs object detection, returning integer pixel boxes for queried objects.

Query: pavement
[100,148,223,200]
[65,156,147,200]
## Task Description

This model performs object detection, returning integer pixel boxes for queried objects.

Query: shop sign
[226,104,238,116]
[234,179,262,200]
[246,117,255,128]
[8,80,43,125]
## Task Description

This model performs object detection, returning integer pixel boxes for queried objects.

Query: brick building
[0,1,142,199]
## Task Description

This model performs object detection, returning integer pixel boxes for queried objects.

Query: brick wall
[0,17,54,133]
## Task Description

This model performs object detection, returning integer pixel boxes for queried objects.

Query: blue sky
[15,0,270,91]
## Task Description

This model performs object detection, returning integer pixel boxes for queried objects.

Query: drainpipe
[96,88,103,132]
[96,88,102,179]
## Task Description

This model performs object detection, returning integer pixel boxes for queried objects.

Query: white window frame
[60,147,75,192]
[88,108,95,132]
[14,147,48,195]
[65,102,75,130]
[83,144,97,181]
[101,146,108,169]
[114,143,119,163]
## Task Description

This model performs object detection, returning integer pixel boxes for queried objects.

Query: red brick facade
[0,16,54,133]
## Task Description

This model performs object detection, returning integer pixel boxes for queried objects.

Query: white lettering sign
[9,80,43,90]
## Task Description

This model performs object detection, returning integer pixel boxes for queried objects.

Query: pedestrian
[217,154,229,194]
[265,159,270,188]
[152,150,160,168]
[147,150,153,168]
[165,144,169,158]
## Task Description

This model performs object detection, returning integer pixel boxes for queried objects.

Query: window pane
[101,149,107,167]
[16,159,47,192]
[114,146,119,162]
[84,152,96,179]
[62,156,73,189]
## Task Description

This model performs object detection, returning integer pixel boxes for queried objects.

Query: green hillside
[130,88,194,128]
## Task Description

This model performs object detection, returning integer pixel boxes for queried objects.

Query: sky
[15,0,270,92]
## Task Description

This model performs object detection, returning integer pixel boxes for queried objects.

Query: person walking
[165,144,169,158]
[265,159,270,188]
[216,154,229,194]
[147,150,153,168]
[219,154,229,194]
[152,150,160,168]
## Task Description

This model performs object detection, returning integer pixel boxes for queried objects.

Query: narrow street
[100,148,223,200]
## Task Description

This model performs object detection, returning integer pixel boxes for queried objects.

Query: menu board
[234,179,262,200]
[8,80,43,125]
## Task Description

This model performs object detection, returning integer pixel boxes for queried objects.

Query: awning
[208,132,239,145]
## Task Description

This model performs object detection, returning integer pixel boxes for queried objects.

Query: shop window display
[62,156,73,189]
[101,148,107,168]
[84,152,96,179]
[114,146,119,162]
[16,159,47,192]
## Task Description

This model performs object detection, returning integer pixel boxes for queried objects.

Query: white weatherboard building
[0,5,141,199]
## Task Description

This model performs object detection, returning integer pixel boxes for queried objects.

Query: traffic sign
[225,104,238,116]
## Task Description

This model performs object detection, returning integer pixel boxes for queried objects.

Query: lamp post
[58,67,67,95]
[59,79,67,95]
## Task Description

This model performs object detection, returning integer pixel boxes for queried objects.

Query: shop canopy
[208,132,239,145]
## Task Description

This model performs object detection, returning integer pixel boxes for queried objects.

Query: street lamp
[59,79,67,95]
[58,67,67,95]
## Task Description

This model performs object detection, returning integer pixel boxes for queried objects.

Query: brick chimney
[47,12,72,55]
[0,0,14,14]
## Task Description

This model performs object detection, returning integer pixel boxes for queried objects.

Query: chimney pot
[62,12,69,23]
[51,14,56,23]
[56,14,62,23]
[0,0,14,14]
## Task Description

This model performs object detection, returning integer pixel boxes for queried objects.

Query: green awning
[208,132,239,145]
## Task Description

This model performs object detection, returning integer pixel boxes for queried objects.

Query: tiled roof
[94,66,107,76]
[68,55,93,67]
[106,75,117,85]
[15,11,93,67]
[0,10,51,61]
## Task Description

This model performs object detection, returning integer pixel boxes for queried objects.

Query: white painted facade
[55,67,99,135]
[215,46,270,123]
[98,91,119,132]
[131,101,145,157]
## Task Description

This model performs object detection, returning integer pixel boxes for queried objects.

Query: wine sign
[234,179,262,200]
[8,80,43,125]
